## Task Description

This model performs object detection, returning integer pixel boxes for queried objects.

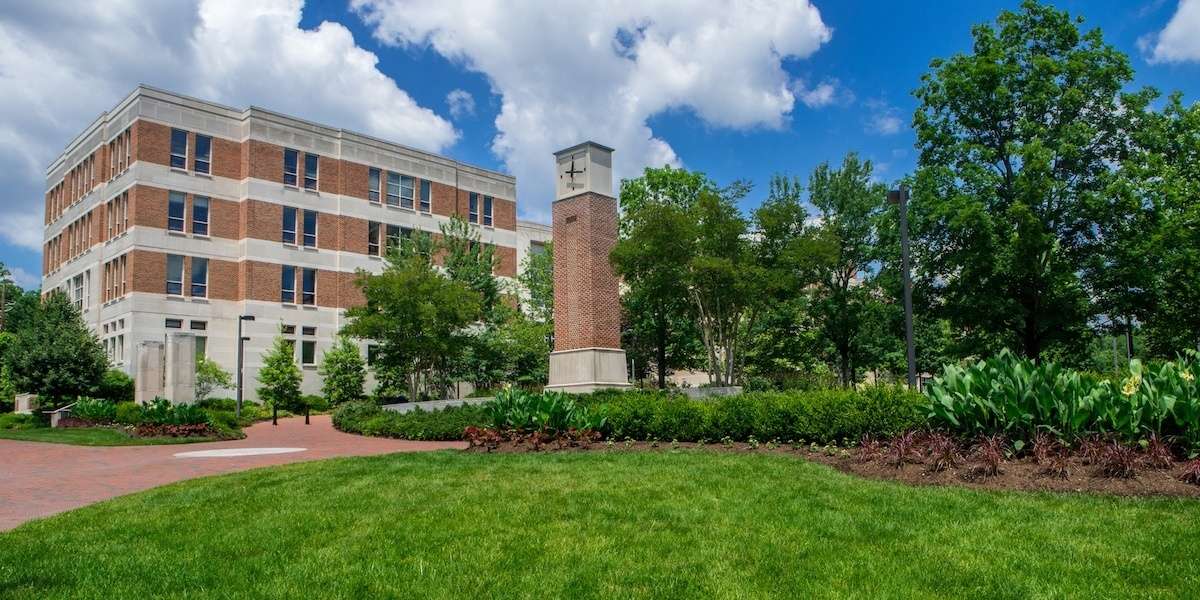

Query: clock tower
[546,141,631,393]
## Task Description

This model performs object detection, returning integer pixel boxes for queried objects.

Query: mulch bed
[58,418,219,439]
[465,438,1200,498]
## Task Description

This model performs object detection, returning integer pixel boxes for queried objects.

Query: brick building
[41,85,546,400]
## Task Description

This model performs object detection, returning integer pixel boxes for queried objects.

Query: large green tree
[8,291,107,404]
[342,240,481,399]
[912,0,1140,361]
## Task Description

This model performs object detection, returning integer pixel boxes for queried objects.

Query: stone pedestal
[135,341,165,405]
[546,142,630,393]
[546,348,631,393]
[14,393,36,414]
[165,333,197,404]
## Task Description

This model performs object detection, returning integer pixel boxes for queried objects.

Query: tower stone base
[546,348,632,394]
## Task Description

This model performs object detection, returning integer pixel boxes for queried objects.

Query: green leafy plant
[319,336,366,405]
[71,397,116,422]
[483,387,606,435]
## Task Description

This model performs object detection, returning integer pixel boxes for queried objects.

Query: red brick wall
[552,192,622,351]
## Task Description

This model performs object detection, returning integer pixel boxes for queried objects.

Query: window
[281,324,296,335]
[302,326,316,336]
[468,192,479,223]
[420,180,431,212]
[304,153,318,191]
[283,148,298,186]
[530,241,546,256]
[170,129,188,169]
[386,224,400,251]
[483,195,494,227]
[367,344,378,366]
[401,175,415,209]
[72,273,85,310]
[368,168,381,203]
[192,196,209,236]
[168,191,186,232]
[368,221,380,256]
[282,206,297,244]
[386,172,400,206]
[190,320,207,331]
[301,268,316,305]
[301,341,316,366]
[165,318,183,329]
[281,265,296,303]
[302,210,317,248]
[194,134,211,174]
[166,254,184,295]
[190,257,208,298]
[195,336,207,360]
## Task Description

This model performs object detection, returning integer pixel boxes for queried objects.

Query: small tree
[8,291,107,405]
[517,242,554,325]
[97,369,135,403]
[319,336,366,405]
[195,357,233,403]
[257,335,302,418]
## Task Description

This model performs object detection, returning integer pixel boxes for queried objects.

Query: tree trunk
[655,310,667,389]
[1125,315,1134,360]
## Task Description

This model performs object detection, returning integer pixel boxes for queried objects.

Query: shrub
[926,349,1200,448]
[0,413,37,430]
[96,369,134,403]
[72,397,116,423]
[139,398,209,426]
[196,357,233,403]
[334,401,485,441]
[483,388,605,434]
[319,336,366,405]
[197,397,237,411]
[302,394,330,412]
[114,402,142,425]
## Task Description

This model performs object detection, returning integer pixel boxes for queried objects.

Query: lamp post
[235,315,256,419]
[888,187,917,389]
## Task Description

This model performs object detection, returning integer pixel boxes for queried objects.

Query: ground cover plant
[925,350,1200,452]
[0,451,1197,598]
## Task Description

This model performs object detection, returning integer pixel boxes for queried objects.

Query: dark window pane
[283,149,298,186]
[368,169,380,202]
[191,258,208,297]
[304,153,318,190]
[190,320,207,331]
[303,210,317,247]
[483,196,493,226]
[194,135,211,174]
[168,192,185,231]
[301,341,315,365]
[420,180,431,212]
[302,326,316,336]
[282,206,297,244]
[401,175,414,209]
[170,129,187,169]
[302,268,316,305]
[192,196,209,236]
[468,192,479,223]
[281,265,295,302]
[165,318,182,329]
[166,254,184,295]
[368,221,380,255]
[386,172,400,206]
[281,324,296,335]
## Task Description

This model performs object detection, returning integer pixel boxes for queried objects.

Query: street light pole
[889,187,917,389]
[235,315,256,419]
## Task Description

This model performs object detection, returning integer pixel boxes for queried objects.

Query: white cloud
[352,0,833,223]
[0,0,456,251]
[446,89,476,119]
[1144,0,1200,63]
[7,266,40,289]
[793,79,843,108]
[864,99,902,135]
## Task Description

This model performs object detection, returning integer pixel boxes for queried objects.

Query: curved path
[0,415,465,531]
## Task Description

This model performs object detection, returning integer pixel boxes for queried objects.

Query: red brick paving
[0,415,465,531]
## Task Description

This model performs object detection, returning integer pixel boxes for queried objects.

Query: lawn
[0,426,215,446]
[0,451,1196,599]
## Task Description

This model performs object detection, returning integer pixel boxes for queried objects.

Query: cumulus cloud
[864,99,903,135]
[0,0,455,251]
[7,266,40,289]
[1143,0,1200,63]
[352,0,833,222]
[446,89,476,119]
[793,79,845,108]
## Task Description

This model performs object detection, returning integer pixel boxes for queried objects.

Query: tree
[440,215,501,322]
[912,0,1141,361]
[8,291,107,404]
[97,369,135,403]
[257,335,302,412]
[517,242,553,326]
[319,336,366,405]
[195,357,233,403]
[612,166,710,387]
[805,154,889,386]
[342,242,481,399]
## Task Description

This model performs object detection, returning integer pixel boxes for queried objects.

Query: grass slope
[0,427,215,446]
[1,451,1197,599]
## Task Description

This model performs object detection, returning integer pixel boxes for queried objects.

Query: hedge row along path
[0,415,465,531]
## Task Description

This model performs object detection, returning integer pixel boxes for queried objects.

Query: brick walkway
[0,415,465,531]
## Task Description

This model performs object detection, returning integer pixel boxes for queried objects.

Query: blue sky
[2,0,1197,289]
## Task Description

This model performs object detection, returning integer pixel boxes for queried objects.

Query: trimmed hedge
[602,386,923,443]
[333,401,486,441]
[332,386,923,444]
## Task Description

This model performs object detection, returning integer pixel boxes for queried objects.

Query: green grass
[1,451,1197,599]
[0,426,215,446]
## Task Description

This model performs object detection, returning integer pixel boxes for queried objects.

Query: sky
[1,0,1198,290]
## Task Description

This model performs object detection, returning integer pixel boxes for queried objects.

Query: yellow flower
[1182,370,1195,383]
[1122,375,1140,397]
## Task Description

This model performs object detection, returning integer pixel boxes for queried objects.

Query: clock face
[557,151,587,198]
